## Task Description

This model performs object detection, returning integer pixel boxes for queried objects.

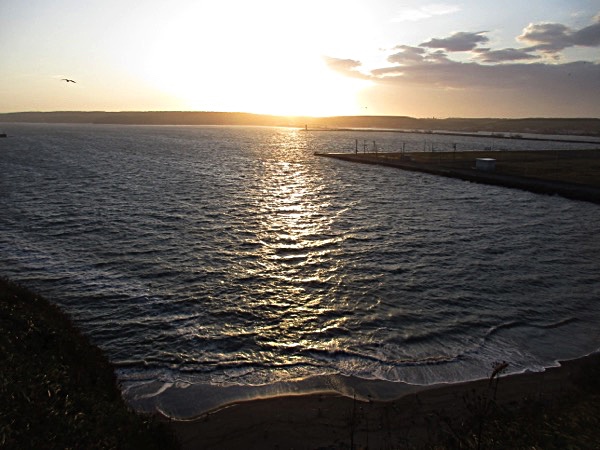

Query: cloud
[518,23,573,52]
[572,19,600,46]
[387,46,450,66]
[474,48,540,63]
[326,12,600,116]
[391,3,460,22]
[370,58,600,93]
[323,56,362,72]
[387,45,427,65]
[420,31,489,52]
[323,56,370,79]
[518,15,600,52]
[371,60,499,89]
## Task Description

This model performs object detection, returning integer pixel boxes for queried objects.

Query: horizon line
[1,111,600,121]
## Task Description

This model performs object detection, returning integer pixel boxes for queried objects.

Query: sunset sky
[1,0,599,118]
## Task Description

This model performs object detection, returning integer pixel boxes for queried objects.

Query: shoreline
[2,275,598,448]
[3,277,598,449]
[164,352,600,449]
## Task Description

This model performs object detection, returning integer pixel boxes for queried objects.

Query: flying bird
[61,78,76,83]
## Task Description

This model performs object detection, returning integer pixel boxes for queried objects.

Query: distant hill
[1,111,599,137]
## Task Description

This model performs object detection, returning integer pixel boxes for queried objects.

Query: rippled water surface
[1,123,599,417]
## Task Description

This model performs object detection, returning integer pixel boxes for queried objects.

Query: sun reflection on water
[247,129,349,363]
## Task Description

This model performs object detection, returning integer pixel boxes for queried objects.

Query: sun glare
[139,1,371,117]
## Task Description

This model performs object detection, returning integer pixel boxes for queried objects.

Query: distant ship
[0,133,7,138]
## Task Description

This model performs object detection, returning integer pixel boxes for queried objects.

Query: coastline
[5,274,598,449]
[2,112,600,139]
[2,275,599,449]
[165,353,600,449]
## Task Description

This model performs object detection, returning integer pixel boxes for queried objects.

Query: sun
[137,1,371,117]
[175,56,370,117]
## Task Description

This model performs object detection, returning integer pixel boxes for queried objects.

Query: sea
[1,123,600,419]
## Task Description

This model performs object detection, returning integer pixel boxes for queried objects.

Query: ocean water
[1,123,599,418]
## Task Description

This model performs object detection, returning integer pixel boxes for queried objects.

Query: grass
[388,149,600,188]
[0,277,179,450]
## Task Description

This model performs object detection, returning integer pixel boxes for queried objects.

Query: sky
[1,0,599,118]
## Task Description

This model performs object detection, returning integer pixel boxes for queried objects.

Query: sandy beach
[164,353,600,449]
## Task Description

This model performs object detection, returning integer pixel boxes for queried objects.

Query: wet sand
[163,353,599,449]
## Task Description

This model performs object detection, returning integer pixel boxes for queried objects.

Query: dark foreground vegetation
[428,360,600,449]
[0,278,178,449]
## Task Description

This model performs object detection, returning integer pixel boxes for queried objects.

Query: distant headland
[1,111,599,137]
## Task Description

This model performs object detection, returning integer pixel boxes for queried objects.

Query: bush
[0,278,178,449]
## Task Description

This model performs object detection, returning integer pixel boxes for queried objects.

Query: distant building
[476,158,496,172]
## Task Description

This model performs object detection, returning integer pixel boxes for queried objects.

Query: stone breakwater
[315,152,600,204]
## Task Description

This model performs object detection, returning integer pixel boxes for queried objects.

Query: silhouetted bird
[61,78,76,83]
